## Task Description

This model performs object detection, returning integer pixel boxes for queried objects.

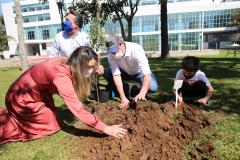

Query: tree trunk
[127,18,132,42]
[160,0,169,58]
[14,0,28,71]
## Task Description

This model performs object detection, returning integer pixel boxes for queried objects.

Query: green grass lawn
[0,50,239,159]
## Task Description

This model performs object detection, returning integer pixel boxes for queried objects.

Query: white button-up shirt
[107,42,151,76]
[48,31,89,57]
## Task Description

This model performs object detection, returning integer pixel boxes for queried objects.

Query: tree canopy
[0,16,9,52]
[229,10,240,31]
[69,0,140,41]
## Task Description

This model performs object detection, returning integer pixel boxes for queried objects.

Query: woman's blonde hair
[67,46,98,101]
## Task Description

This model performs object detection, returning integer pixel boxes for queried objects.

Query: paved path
[0,50,219,68]
[0,56,48,68]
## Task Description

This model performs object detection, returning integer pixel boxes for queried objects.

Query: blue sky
[0,0,13,15]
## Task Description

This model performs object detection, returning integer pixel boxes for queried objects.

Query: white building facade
[1,0,65,57]
[1,0,240,57]
[105,0,240,51]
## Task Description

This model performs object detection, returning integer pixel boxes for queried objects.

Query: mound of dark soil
[69,101,218,160]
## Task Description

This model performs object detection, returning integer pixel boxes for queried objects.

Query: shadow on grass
[147,57,240,115]
[61,123,107,138]
[55,105,107,138]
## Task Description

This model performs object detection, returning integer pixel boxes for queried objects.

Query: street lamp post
[56,0,64,31]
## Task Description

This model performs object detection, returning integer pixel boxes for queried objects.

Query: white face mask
[83,68,93,77]
[113,51,125,60]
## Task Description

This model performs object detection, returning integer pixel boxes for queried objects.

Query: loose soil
[66,101,218,160]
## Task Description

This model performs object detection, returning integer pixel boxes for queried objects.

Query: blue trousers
[104,68,158,97]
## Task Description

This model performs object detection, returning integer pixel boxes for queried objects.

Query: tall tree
[160,0,169,58]
[0,16,10,52]
[14,0,28,71]
[88,1,106,52]
[229,10,240,32]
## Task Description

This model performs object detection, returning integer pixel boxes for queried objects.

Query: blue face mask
[63,20,73,32]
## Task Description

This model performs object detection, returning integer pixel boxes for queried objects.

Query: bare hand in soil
[177,94,183,105]
[198,97,208,105]
[119,98,130,109]
[133,93,147,102]
[103,124,127,139]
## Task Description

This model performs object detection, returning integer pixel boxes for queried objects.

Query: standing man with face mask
[48,10,89,57]
[104,35,158,108]
[48,10,104,97]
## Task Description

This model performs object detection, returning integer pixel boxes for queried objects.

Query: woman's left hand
[103,124,127,139]
[96,65,104,76]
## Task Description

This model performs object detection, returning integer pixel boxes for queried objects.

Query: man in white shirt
[173,56,214,105]
[48,10,89,57]
[104,35,158,108]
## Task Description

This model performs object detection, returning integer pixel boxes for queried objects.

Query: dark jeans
[104,68,158,98]
[178,81,207,98]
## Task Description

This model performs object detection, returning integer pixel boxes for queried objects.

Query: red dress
[0,57,106,144]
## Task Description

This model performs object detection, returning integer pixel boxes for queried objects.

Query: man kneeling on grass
[173,56,214,105]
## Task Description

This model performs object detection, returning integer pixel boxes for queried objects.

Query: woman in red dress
[0,46,127,144]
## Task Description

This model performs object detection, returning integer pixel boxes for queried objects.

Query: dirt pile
[72,101,215,160]
[190,140,219,160]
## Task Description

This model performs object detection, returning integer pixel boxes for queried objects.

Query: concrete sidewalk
[0,55,48,68]
[0,49,220,68]
[169,49,219,57]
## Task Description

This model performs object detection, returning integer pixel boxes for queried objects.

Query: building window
[42,43,47,50]
[42,5,49,10]
[204,9,238,28]
[36,6,42,11]
[44,14,51,20]
[42,30,50,39]
[27,31,35,40]
[22,8,28,12]
[22,14,50,23]
[57,28,62,33]
[13,3,50,13]
[29,7,35,12]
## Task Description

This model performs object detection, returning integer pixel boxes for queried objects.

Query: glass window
[141,0,157,5]
[23,17,30,23]
[44,14,51,20]
[42,30,50,39]
[42,43,47,50]
[38,15,44,21]
[22,14,50,23]
[57,28,62,33]
[204,9,239,28]
[142,15,159,32]
[132,34,160,51]
[22,7,28,12]
[181,32,200,50]
[169,34,179,51]
[27,31,35,40]
[36,6,42,11]
[42,4,49,10]
[167,0,200,2]
[168,12,202,30]
[29,7,35,12]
